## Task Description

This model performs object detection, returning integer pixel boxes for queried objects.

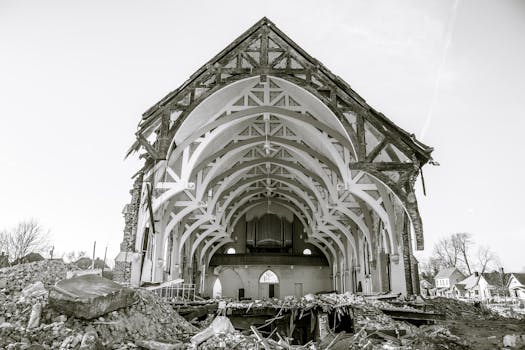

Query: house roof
[435,267,463,279]
[455,271,510,290]
[454,283,466,292]
[481,271,510,287]
[511,273,525,285]
[420,279,433,288]
[457,274,480,290]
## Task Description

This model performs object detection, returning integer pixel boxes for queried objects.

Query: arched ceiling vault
[129,18,434,265]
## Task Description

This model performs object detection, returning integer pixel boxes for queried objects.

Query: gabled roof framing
[129,17,435,252]
[131,17,433,163]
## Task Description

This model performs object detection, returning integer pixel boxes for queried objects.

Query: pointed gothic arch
[116,17,434,297]
[259,269,279,284]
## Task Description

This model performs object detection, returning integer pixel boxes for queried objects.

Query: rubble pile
[225,292,421,316]
[424,297,502,320]
[196,332,258,349]
[0,261,196,350]
[190,314,214,329]
[1,261,523,349]
[325,324,468,350]
[487,303,525,319]
[87,289,197,345]
[0,260,73,293]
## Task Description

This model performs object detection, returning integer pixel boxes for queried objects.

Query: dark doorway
[269,284,275,298]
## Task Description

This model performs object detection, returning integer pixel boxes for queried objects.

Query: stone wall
[114,173,144,284]
[120,172,143,252]
[113,261,132,283]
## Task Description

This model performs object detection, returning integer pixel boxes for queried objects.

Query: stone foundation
[113,261,132,283]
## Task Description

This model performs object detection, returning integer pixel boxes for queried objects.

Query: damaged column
[114,172,144,285]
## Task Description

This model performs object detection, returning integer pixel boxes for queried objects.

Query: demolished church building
[114,18,434,299]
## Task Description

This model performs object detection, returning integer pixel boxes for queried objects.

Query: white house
[434,268,465,297]
[508,273,525,300]
[455,271,509,301]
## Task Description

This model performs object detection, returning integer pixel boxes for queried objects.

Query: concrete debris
[0,260,73,293]
[424,297,503,320]
[0,260,196,349]
[27,303,42,329]
[79,330,104,350]
[135,340,184,350]
[190,316,235,346]
[196,331,258,350]
[49,274,138,319]
[21,282,48,301]
[503,334,525,348]
[1,260,524,350]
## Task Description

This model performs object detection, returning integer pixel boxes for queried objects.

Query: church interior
[114,18,434,301]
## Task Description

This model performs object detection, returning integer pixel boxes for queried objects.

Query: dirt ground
[444,319,525,349]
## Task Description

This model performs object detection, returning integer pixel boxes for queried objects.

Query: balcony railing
[209,253,329,266]
[151,283,195,301]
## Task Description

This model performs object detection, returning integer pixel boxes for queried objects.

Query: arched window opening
[226,247,236,255]
[259,270,279,284]
[302,248,312,255]
[212,278,222,298]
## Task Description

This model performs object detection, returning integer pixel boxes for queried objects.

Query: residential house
[451,283,467,298]
[481,271,510,298]
[508,273,525,300]
[420,278,434,297]
[434,268,465,297]
[454,271,510,301]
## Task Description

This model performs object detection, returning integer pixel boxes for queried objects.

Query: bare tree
[451,233,473,275]
[0,230,9,255]
[0,230,10,267]
[431,233,474,275]
[65,250,87,263]
[6,219,50,262]
[419,256,443,281]
[433,237,461,268]
[476,245,499,274]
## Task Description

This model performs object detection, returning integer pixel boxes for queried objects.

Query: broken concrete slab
[79,330,105,350]
[503,334,525,348]
[135,340,184,350]
[20,281,47,300]
[27,302,42,329]
[49,274,137,319]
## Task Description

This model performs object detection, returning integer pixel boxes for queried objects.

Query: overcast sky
[1,0,524,271]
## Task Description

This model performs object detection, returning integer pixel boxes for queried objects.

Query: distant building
[454,271,510,301]
[451,283,467,298]
[434,268,465,297]
[507,273,525,300]
[481,271,510,298]
[419,278,433,297]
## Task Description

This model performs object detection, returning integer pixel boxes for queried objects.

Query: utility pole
[91,241,96,270]
[102,245,107,275]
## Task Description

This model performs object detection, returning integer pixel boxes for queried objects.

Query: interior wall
[223,214,323,256]
[204,265,331,299]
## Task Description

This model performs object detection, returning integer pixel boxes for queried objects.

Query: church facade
[114,18,434,298]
